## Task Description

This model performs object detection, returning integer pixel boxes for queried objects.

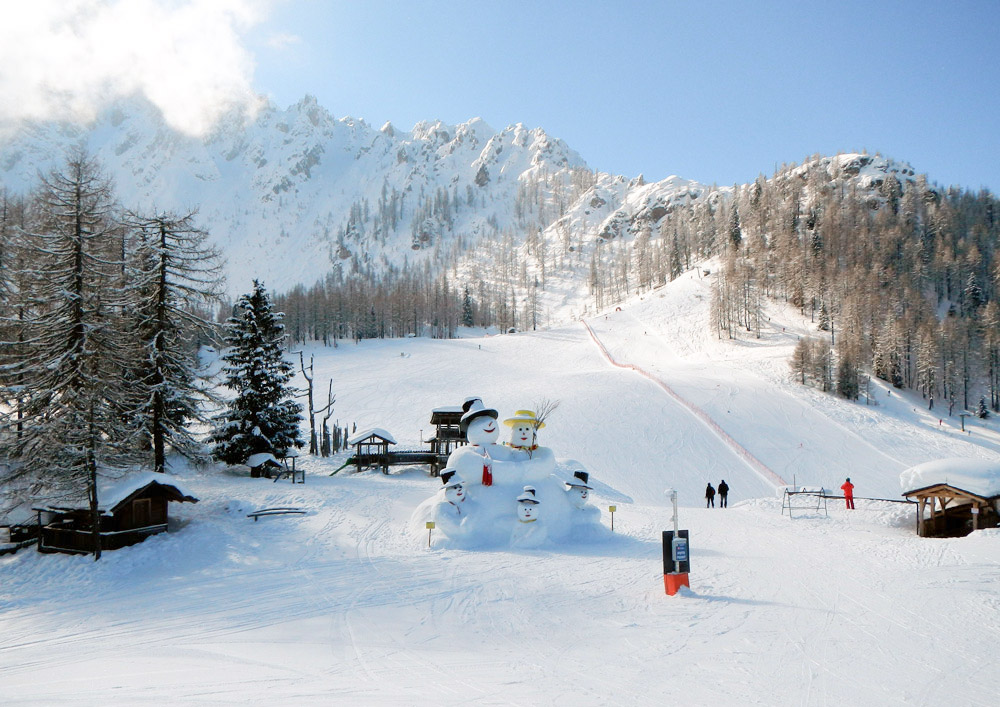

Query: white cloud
[0,0,271,135]
[265,31,301,50]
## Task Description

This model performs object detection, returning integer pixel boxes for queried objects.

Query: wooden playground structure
[334,406,468,476]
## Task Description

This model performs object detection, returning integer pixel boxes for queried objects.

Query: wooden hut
[1,506,39,556]
[35,472,198,554]
[348,428,397,474]
[901,459,1000,537]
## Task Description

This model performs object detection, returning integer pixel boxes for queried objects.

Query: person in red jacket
[841,478,855,509]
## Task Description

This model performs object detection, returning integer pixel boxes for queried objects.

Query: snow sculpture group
[412,398,603,548]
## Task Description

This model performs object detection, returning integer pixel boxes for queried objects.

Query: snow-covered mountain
[0,95,592,297]
[0,95,921,314]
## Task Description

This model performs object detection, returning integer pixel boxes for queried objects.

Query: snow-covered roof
[97,472,198,512]
[2,505,36,526]
[900,458,1000,498]
[431,406,463,414]
[348,428,397,445]
[246,452,280,468]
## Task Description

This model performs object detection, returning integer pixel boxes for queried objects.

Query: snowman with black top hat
[419,466,471,541]
[447,397,508,489]
[565,470,592,509]
[440,469,466,513]
[564,468,601,526]
[510,485,548,547]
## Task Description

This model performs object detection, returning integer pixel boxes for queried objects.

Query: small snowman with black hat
[421,467,471,540]
[511,485,548,547]
[440,469,466,513]
[565,470,592,509]
[516,486,540,522]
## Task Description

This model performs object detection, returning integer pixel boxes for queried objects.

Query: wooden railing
[39,523,168,553]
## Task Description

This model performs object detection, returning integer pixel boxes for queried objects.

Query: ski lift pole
[671,489,680,573]
[662,488,691,596]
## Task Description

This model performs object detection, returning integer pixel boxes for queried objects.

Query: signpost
[608,505,617,531]
[426,521,435,547]
[662,489,690,595]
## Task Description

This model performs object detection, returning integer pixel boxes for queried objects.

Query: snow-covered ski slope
[2,268,999,705]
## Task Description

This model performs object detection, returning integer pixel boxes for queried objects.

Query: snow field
[2,267,999,705]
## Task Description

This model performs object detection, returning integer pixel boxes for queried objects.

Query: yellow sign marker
[609,505,617,513]
[426,521,436,529]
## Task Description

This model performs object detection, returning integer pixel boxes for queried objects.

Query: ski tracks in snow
[582,315,787,489]
[584,308,920,496]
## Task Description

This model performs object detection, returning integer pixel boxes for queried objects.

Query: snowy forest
[274,155,1000,415]
[0,153,224,534]
[4,149,1000,520]
[274,166,601,342]
[706,158,1000,413]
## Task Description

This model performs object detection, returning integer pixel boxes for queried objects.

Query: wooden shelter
[901,459,1000,537]
[428,407,466,460]
[246,452,283,478]
[903,483,999,537]
[35,473,198,554]
[245,450,303,483]
[348,428,397,474]
[1,507,39,556]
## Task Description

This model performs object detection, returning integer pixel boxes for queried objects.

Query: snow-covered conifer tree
[728,201,743,249]
[0,153,140,558]
[0,193,35,444]
[210,280,303,465]
[125,210,224,473]
[462,286,474,327]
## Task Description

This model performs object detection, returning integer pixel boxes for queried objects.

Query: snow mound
[899,458,1000,497]
[411,457,608,549]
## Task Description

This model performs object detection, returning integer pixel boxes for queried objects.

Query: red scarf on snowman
[476,446,493,486]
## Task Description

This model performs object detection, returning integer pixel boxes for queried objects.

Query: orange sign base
[664,572,690,596]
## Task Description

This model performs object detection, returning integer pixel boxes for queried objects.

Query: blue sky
[246,0,1000,192]
[2,1,996,193]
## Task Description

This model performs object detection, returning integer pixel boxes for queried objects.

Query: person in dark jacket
[705,482,716,508]
[718,479,729,508]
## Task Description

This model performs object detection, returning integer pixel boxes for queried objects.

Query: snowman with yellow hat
[504,410,542,455]
[502,409,556,483]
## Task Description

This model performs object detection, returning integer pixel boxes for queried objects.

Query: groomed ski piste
[2,267,999,705]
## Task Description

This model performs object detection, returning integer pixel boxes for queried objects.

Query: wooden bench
[247,507,306,521]
[272,467,305,484]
